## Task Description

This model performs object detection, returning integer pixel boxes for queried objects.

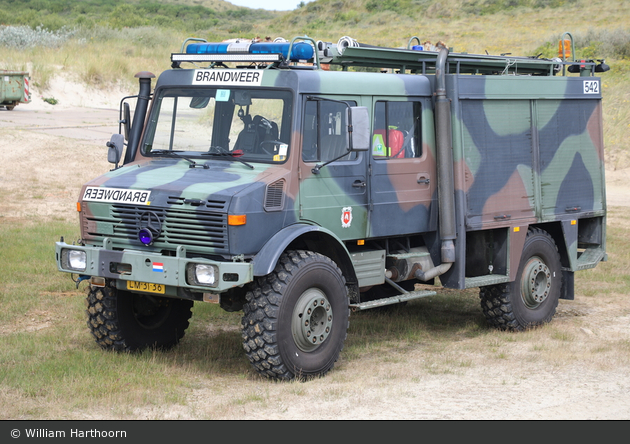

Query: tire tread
[241,250,349,380]
[479,227,561,332]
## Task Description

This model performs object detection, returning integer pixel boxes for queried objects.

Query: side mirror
[123,102,131,141]
[348,106,370,151]
[107,133,125,166]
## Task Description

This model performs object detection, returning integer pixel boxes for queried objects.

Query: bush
[109,4,148,29]
[578,29,630,60]
[0,25,76,49]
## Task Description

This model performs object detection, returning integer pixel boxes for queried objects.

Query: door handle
[417,177,430,184]
[352,180,367,188]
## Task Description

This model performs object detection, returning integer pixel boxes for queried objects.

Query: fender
[252,223,352,277]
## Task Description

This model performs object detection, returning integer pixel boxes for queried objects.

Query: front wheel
[86,283,193,351]
[241,250,350,380]
[479,228,562,331]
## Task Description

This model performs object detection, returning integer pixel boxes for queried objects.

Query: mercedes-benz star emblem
[138,211,162,245]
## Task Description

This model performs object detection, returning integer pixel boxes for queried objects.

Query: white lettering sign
[82,187,151,205]
[192,70,263,86]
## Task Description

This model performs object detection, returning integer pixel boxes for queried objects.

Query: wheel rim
[520,256,551,309]
[291,288,334,352]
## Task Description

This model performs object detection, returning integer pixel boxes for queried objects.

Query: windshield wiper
[150,150,209,169]
[202,146,254,169]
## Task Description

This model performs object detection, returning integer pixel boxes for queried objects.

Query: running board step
[465,274,511,289]
[575,247,607,270]
[349,289,437,311]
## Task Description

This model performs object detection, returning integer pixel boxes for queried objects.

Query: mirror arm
[311,150,351,175]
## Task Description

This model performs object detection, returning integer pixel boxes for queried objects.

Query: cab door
[368,98,437,237]
[298,96,369,240]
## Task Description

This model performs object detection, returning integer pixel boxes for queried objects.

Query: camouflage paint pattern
[55,57,606,296]
[445,74,606,287]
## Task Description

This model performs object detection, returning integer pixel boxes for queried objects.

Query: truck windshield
[142,87,293,163]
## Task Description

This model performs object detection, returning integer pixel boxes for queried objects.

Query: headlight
[186,263,218,287]
[196,264,216,285]
[62,249,87,271]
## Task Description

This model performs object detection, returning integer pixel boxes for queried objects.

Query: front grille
[84,204,228,253]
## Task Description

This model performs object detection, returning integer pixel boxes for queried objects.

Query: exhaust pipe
[435,43,456,264]
[414,262,453,282]
[124,71,155,164]
[392,44,457,286]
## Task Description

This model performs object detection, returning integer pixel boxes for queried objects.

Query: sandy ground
[1,77,629,420]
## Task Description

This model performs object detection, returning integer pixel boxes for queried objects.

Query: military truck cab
[56,35,608,380]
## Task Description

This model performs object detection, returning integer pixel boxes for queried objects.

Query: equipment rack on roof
[172,34,605,77]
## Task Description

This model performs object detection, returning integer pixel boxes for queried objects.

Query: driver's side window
[302,99,357,163]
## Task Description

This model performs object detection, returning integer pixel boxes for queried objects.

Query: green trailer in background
[0,70,31,110]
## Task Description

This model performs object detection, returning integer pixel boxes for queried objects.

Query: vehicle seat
[235,115,279,153]
[234,114,257,152]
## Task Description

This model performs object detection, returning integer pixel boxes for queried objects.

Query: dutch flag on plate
[153,262,164,272]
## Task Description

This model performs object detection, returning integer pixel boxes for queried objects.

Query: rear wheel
[86,282,193,351]
[241,250,350,380]
[479,228,562,331]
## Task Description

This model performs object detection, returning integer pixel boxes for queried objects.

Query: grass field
[1,209,629,419]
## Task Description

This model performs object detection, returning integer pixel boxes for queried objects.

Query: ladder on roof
[320,39,560,76]
[336,46,559,76]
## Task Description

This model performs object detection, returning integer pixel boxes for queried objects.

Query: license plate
[126,280,165,294]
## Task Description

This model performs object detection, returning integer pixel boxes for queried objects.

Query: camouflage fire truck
[55,33,609,380]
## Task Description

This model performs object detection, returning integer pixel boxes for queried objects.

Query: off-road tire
[86,283,193,351]
[479,227,562,331]
[241,250,350,380]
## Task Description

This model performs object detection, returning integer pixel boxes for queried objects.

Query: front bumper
[55,238,252,294]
